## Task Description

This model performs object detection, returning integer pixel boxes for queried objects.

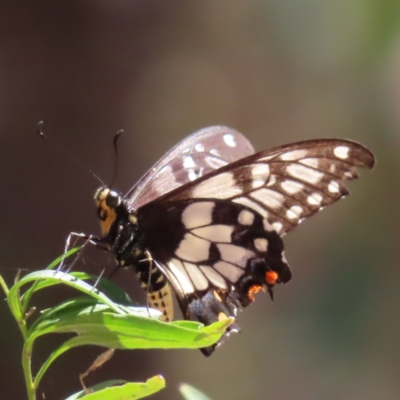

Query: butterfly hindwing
[138,199,291,325]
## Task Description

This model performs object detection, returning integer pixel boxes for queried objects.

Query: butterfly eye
[106,191,120,208]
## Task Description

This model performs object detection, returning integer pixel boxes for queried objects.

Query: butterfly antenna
[37,121,107,187]
[109,129,123,189]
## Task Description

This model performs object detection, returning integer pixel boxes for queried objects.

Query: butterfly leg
[58,231,107,276]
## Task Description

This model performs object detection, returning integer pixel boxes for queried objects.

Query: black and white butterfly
[94,126,375,355]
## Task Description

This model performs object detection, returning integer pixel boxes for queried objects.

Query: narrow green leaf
[9,270,129,320]
[34,309,232,349]
[65,376,165,399]
[33,314,231,386]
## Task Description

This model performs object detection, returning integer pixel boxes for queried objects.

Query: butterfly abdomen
[136,264,174,322]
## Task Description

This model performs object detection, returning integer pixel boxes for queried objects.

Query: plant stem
[0,275,9,296]
[22,339,36,400]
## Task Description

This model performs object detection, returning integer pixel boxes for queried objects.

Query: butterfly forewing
[126,126,255,209]
[144,139,375,236]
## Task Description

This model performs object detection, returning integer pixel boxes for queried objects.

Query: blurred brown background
[0,1,399,399]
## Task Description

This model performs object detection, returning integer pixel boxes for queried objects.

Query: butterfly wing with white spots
[135,138,374,354]
[137,198,291,355]
[127,126,255,208]
[95,132,374,355]
[148,139,375,236]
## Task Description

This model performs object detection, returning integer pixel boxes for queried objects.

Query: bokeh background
[0,1,399,399]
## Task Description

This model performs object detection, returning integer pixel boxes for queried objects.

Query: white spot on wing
[233,197,268,218]
[192,225,233,243]
[307,193,323,206]
[223,134,236,147]
[168,259,194,293]
[251,163,270,179]
[188,170,199,181]
[272,221,283,233]
[334,146,349,159]
[252,180,265,189]
[217,244,255,268]
[214,261,244,282]
[287,164,324,184]
[192,172,242,198]
[238,210,254,226]
[195,143,205,152]
[176,233,210,262]
[250,164,270,188]
[254,238,268,252]
[200,266,227,289]
[259,154,275,162]
[250,188,285,209]
[299,158,319,168]
[328,181,340,193]
[281,180,304,194]
[184,262,208,291]
[286,205,303,220]
[280,149,308,161]
[182,202,214,229]
[183,156,196,169]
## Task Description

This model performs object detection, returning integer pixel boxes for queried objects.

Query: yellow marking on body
[94,188,118,235]
[147,283,174,322]
[129,215,137,224]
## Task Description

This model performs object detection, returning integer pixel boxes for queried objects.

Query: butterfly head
[94,187,122,235]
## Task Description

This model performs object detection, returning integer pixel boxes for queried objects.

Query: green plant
[0,248,231,400]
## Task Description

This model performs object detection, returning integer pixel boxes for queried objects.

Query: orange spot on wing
[265,271,278,285]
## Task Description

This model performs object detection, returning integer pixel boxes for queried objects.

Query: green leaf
[33,310,231,386]
[36,308,232,349]
[179,383,213,400]
[65,375,165,399]
[24,271,232,387]
[6,261,233,399]
[9,270,153,321]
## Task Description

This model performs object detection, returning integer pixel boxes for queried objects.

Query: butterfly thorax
[94,187,144,266]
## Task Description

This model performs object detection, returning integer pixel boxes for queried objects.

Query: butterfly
[94,126,375,355]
